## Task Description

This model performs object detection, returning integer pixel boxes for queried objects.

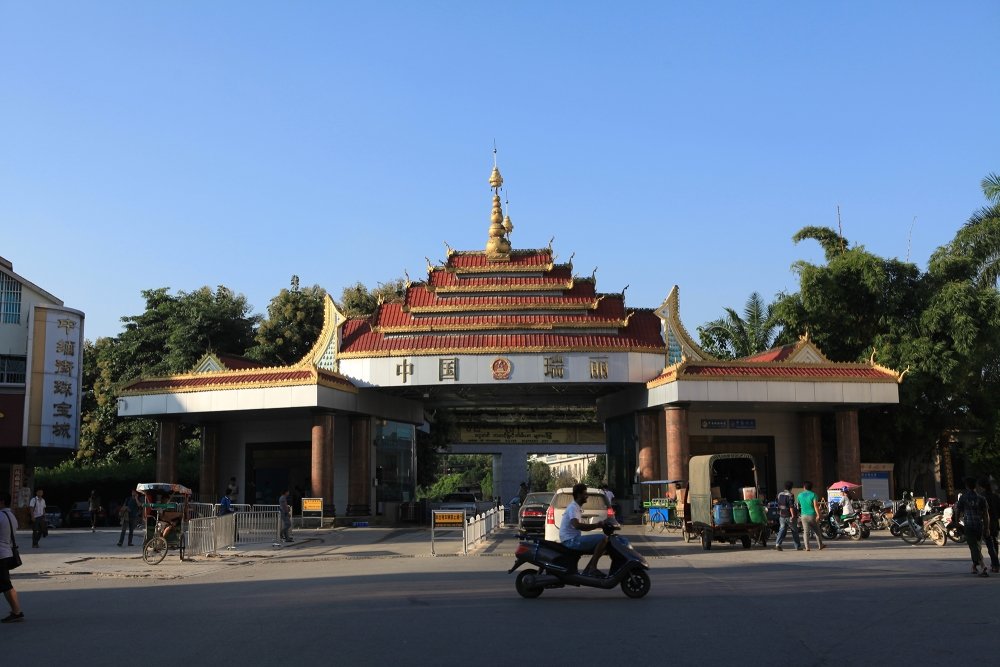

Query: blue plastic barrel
[713,502,733,525]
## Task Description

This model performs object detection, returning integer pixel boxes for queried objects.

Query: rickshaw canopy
[136,482,192,496]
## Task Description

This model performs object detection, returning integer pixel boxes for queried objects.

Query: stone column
[665,405,690,483]
[348,416,372,516]
[636,412,660,483]
[836,409,861,483]
[311,413,334,505]
[199,424,219,503]
[156,419,179,483]
[799,413,823,487]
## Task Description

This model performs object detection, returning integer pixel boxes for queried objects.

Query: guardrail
[183,510,280,556]
[464,506,505,551]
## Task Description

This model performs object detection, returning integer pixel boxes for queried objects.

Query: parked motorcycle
[508,521,651,599]
[891,493,926,545]
[919,499,948,546]
[943,506,966,544]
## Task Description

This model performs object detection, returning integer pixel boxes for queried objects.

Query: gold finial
[486,146,511,256]
[425,257,434,274]
[502,195,513,235]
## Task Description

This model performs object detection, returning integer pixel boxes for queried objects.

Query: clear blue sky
[3,2,998,342]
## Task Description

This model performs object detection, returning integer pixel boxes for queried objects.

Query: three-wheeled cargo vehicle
[687,453,768,550]
[137,482,192,564]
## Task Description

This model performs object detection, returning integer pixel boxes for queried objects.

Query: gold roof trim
[428,279,575,294]
[406,300,601,314]
[119,367,358,396]
[654,286,714,362]
[296,294,348,371]
[337,343,667,359]
[372,320,627,334]
[445,260,556,274]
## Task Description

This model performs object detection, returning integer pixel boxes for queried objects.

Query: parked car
[437,493,481,515]
[66,501,106,527]
[544,486,615,542]
[44,505,63,529]
[517,492,552,537]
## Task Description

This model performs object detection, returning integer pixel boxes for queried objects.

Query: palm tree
[697,292,782,359]
[951,172,1000,287]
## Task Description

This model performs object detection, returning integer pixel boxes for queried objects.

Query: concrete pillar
[348,416,371,516]
[311,413,334,506]
[836,409,861,483]
[156,419,179,483]
[665,405,690,483]
[800,413,823,487]
[636,411,660,483]
[199,424,219,503]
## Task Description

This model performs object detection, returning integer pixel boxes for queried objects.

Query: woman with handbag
[0,492,25,623]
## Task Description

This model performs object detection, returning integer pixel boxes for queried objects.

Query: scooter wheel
[620,569,651,599]
[890,524,901,537]
[515,569,543,599]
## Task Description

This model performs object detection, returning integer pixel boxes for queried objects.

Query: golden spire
[486,146,511,257]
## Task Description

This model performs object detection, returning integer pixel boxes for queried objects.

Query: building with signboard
[119,162,901,518]
[1,256,85,508]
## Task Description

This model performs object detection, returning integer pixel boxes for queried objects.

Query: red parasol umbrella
[828,481,861,490]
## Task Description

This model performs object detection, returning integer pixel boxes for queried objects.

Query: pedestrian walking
[117,490,142,547]
[28,489,46,549]
[980,478,1000,574]
[88,490,101,532]
[279,490,293,543]
[774,481,802,551]
[0,492,25,623]
[796,481,825,551]
[955,477,990,577]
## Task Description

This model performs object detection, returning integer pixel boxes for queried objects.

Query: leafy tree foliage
[337,278,406,318]
[582,455,607,487]
[698,292,786,359]
[248,276,327,365]
[528,459,554,492]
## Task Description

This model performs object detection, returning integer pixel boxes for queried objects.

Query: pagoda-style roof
[121,366,357,395]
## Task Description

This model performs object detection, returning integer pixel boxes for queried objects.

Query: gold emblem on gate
[491,357,512,380]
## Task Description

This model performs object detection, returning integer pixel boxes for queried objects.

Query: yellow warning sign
[433,511,465,527]
[302,498,323,511]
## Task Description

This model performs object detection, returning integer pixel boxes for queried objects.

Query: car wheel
[515,569,543,599]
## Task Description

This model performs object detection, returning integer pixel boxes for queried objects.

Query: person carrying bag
[0,492,25,623]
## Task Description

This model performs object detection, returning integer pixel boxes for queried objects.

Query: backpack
[776,491,794,518]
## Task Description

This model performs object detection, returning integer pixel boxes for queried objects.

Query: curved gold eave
[428,279,575,294]
[654,286,715,363]
[373,319,627,334]
[295,294,347,371]
[119,368,359,396]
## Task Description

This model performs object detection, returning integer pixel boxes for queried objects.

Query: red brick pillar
[156,419,179,483]
[800,413,823,488]
[311,413,334,504]
[199,424,219,503]
[636,412,660,483]
[348,416,371,516]
[665,405,690,483]
[836,409,861,484]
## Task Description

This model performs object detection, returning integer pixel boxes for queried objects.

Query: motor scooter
[822,503,865,540]
[508,521,651,599]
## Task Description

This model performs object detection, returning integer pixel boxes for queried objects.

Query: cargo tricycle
[687,453,768,550]
[137,482,192,564]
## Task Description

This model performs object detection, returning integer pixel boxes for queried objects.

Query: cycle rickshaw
[137,482,192,564]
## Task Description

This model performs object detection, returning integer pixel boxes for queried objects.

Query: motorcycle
[508,521,651,599]
[943,506,966,544]
[822,504,864,541]
[891,493,926,545]
[919,499,948,546]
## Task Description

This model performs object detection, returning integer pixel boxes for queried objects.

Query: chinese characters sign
[25,306,84,448]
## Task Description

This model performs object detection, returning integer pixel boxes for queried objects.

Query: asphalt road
[3,527,997,666]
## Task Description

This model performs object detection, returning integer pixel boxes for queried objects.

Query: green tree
[582,455,607,487]
[337,278,407,318]
[248,276,327,365]
[698,292,785,359]
[79,286,259,464]
[528,460,553,492]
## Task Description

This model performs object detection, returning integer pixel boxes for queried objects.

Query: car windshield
[523,493,551,505]
[552,491,608,510]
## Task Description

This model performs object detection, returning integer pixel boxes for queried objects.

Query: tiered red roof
[338,246,665,357]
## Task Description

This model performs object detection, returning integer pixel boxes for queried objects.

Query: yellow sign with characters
[302,498,323,512]
[433,511,466,527]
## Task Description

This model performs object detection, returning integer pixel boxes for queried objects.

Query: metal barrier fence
[189,502,216,519]
[465,506,505,551]
[253,504,280,513]
[235,511,281,545]
[183,511,279,556]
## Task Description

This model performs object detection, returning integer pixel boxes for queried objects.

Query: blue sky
[3,2,998,343]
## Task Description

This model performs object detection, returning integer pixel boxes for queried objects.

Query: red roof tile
[646,363,898,385]
[447,250,554,271]
[740,345,797,363]
[122,368,356,394]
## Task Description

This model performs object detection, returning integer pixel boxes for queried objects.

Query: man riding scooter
[560,483,610,576]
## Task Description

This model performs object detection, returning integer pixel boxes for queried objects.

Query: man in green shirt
[796,481,825,551]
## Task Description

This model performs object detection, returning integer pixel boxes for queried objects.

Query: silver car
[544,487,614,542]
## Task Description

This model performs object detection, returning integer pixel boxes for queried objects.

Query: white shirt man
[28,490,47,548]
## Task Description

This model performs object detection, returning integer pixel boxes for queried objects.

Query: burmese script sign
[459,426,604,445]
